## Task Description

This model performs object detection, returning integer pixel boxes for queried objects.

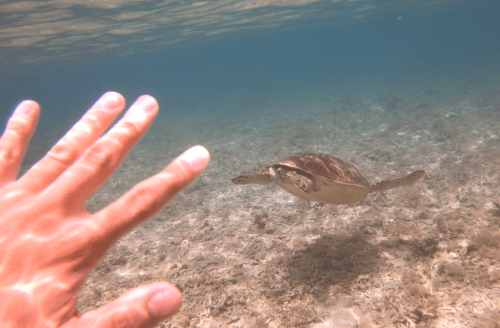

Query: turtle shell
[262,153,371,205]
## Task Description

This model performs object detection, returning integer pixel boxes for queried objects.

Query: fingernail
[14,100,37,116]
[147,286,182,318]
[178,146,210,172]
[135,95,158,114]
[123,96,157,124]
[100,92,124,111]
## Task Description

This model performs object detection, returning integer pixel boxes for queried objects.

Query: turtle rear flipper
[370,170,425,193]
[231,174,272,185]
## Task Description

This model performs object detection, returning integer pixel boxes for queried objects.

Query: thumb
[73,282,182,328]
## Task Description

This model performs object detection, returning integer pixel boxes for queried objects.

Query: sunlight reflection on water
[0,0,463,64]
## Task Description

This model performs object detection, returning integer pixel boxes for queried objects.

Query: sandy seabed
[76,74,500,327]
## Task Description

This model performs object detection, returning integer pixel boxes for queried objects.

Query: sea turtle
[231,153,425,205]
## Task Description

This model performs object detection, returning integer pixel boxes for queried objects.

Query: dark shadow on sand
[286,230,382,298]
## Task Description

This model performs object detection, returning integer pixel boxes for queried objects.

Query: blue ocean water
[1,0,498,168]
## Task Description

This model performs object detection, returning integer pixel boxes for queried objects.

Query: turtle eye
[275,167,287,181]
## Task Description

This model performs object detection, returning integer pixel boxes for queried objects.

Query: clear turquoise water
[1,1,498,163]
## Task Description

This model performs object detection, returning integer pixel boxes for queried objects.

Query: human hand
[0,92,210,328]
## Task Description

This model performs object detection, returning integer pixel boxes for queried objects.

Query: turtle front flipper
[231,174,272,185]
[370,170,425,193]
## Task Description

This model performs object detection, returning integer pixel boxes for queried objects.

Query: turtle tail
[370,170,425,193]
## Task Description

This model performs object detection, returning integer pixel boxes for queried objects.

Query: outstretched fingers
[43,95,159,210]
[18,92,126,194]
[94,146,210,247]
[0,100,40,186]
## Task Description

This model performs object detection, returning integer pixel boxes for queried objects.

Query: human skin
[0,92,210,328]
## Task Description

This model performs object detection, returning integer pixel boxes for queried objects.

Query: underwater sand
[73,72,500,327]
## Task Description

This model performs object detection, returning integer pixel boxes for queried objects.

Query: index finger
[93,145,210,246]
